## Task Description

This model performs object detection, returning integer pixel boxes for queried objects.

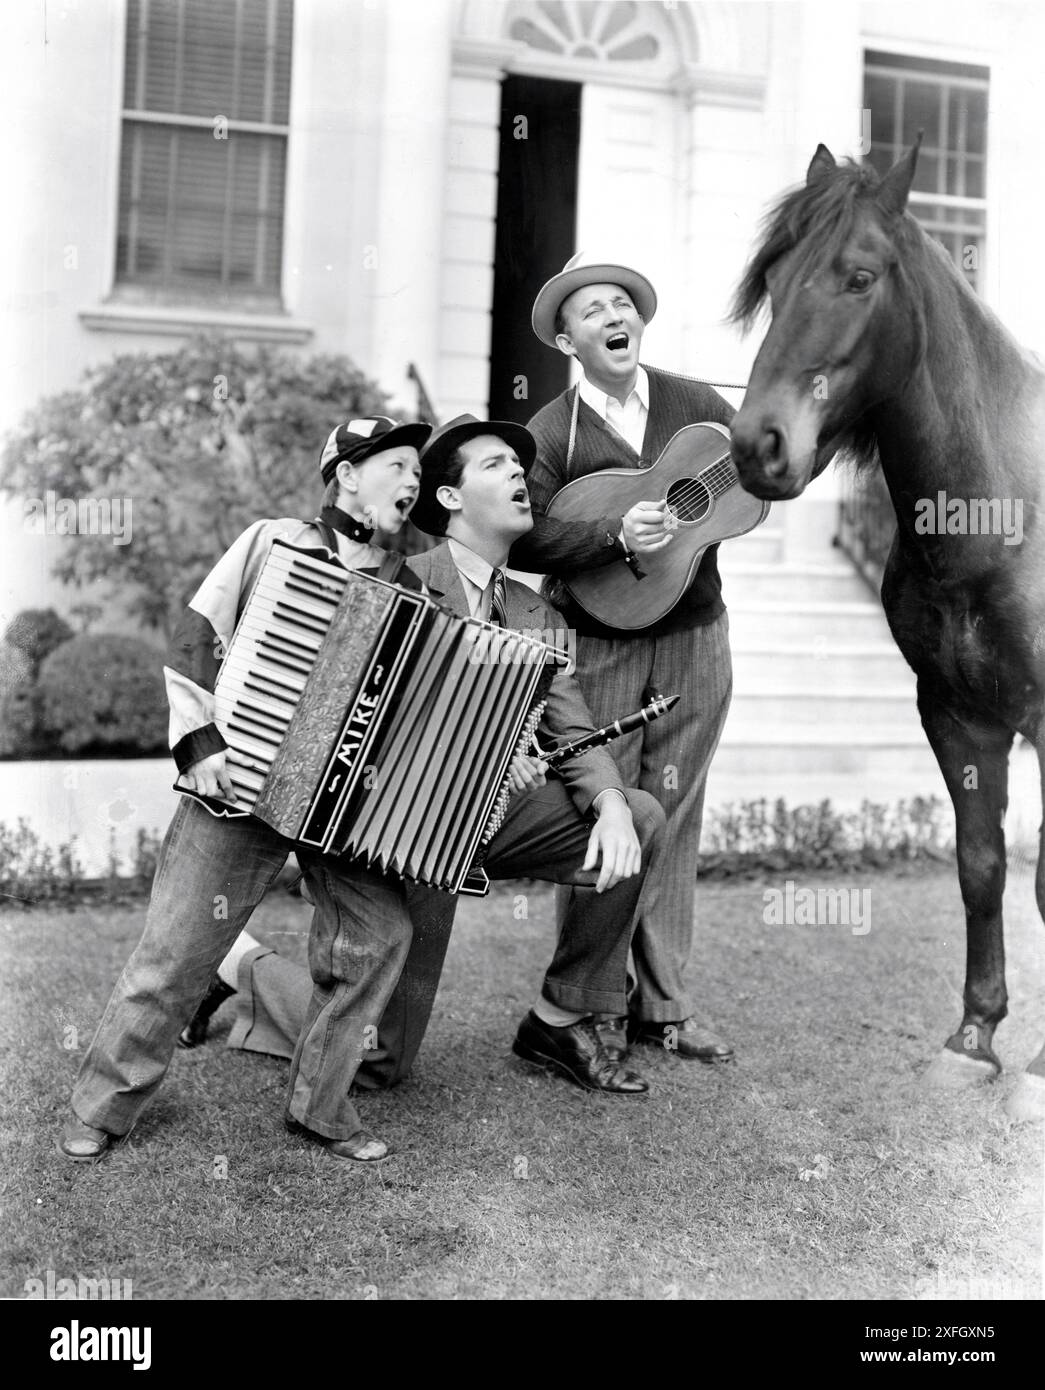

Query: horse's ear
[807,144,836,186]
[877,131,924,218]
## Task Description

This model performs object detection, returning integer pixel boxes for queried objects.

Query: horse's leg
[1005,740,1045,1122]
[918,697,1012,1088]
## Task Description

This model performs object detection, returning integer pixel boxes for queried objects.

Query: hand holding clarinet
[506,692,680,792]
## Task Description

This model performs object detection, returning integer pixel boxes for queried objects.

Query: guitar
[545,422,770,629]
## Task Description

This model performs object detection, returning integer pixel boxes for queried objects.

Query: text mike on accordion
[175,540,566,894]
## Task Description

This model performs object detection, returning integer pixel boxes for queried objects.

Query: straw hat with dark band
[531,251,658,348]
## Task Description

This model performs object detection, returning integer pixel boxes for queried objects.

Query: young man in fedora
[59,417,441,1165]
[184,415,666,1120]
[508,252,737,1065]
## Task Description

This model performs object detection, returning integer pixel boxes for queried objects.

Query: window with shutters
[864,51,988,291]
[115,0,293,306]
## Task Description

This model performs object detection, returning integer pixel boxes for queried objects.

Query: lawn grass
[1,866,1042,1300]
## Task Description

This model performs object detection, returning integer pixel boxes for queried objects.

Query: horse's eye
[847,270,875,293]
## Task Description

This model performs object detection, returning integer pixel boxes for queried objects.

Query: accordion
[176,539,565,893]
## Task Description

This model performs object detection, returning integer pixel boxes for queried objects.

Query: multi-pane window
[116,0,293,303]
[864,51,988,290]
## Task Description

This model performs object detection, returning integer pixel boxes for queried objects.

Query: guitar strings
[662,451,736,519]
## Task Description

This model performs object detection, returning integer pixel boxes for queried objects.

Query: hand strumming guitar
[622,499,674,553]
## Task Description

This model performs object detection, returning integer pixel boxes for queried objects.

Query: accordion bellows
[180,540,562,893]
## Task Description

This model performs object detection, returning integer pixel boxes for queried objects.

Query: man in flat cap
[510,251,737,1066]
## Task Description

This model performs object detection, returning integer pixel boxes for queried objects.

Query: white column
[367,0,455,415]
[436,40,512,419]
[678,69,766,386]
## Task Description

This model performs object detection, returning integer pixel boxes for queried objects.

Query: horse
[728,139,1045,1121]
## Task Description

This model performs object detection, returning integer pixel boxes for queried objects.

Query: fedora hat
[412,414,536,536]
[531,251,657,348]
[318,416,431,484]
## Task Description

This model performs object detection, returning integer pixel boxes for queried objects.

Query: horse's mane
[730,158,937,471]
[730,159,885,330]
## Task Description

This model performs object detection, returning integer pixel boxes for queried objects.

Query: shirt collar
[318,504,376,546]
[578,364,649,418]
[447,537,499,595]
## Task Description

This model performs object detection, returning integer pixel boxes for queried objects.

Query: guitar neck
[696,453,737,499]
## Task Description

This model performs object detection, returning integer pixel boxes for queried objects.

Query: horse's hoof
[1004,1072,1045,1123]
[923,1048,999,1089]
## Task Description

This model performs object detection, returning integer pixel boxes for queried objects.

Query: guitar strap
[641,362,749,392]
[564,383,580,480]
[563,366,745,481]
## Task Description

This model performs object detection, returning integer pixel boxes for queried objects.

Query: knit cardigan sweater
[509,366,736,640]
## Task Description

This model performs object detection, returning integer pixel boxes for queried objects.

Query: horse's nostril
[760,428,787,477]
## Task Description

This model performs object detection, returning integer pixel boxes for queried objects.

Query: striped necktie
[488,568,508,627]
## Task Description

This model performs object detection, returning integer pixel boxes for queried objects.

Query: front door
[488,74,582,423]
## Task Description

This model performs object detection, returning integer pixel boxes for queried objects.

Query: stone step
[727,600,890,644]
[730,687,919,726]
[712,726,942,778]
[731,642,914,689]
[721,719,928,748]
[719,561,873,605]
[721,526,783,564]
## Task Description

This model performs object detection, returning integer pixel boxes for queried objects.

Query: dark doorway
[488,75,581,423]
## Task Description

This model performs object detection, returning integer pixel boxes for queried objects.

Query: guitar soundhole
[666,478,711,524]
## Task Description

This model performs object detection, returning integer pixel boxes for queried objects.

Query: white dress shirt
[447,538,503,620]
[445,539,627,815]
[578,365,650,456]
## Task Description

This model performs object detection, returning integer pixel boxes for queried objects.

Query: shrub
[0,819,165,904]
[699,796,953,878]
[37,633,167,755]
[3,608,75,677]
[0,818,84,903]
[0,642,34,754]
[0,336,400,636]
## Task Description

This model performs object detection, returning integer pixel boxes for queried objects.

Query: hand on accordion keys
[183,750,237,803]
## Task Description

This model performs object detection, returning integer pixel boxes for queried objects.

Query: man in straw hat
[511,251,737,1065]
[167,416,667,1145]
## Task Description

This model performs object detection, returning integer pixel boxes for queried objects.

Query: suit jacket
[406,542,626,815]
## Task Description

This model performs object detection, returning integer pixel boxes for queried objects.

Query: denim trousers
[71,798,413,1142]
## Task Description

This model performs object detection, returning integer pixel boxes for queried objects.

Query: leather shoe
[513,1011,648,1094]
[285,1118,389,1162]
[178,976,236,1049]
[630,1015,734,1061]
[57,1117,118,1162]
[593,1014,629,1064]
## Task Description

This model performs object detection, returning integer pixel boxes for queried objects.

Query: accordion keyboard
[212,544,350,806]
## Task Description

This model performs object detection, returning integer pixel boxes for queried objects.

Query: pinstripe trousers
[557,612,732,1022]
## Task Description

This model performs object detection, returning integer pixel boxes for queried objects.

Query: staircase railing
[407,362,440,426]
[833,464,895,597]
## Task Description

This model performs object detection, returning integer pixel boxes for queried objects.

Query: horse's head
[730,139,925,499]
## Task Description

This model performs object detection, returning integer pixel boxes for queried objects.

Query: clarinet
[478,693,681,856]
[536,693,680,768]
